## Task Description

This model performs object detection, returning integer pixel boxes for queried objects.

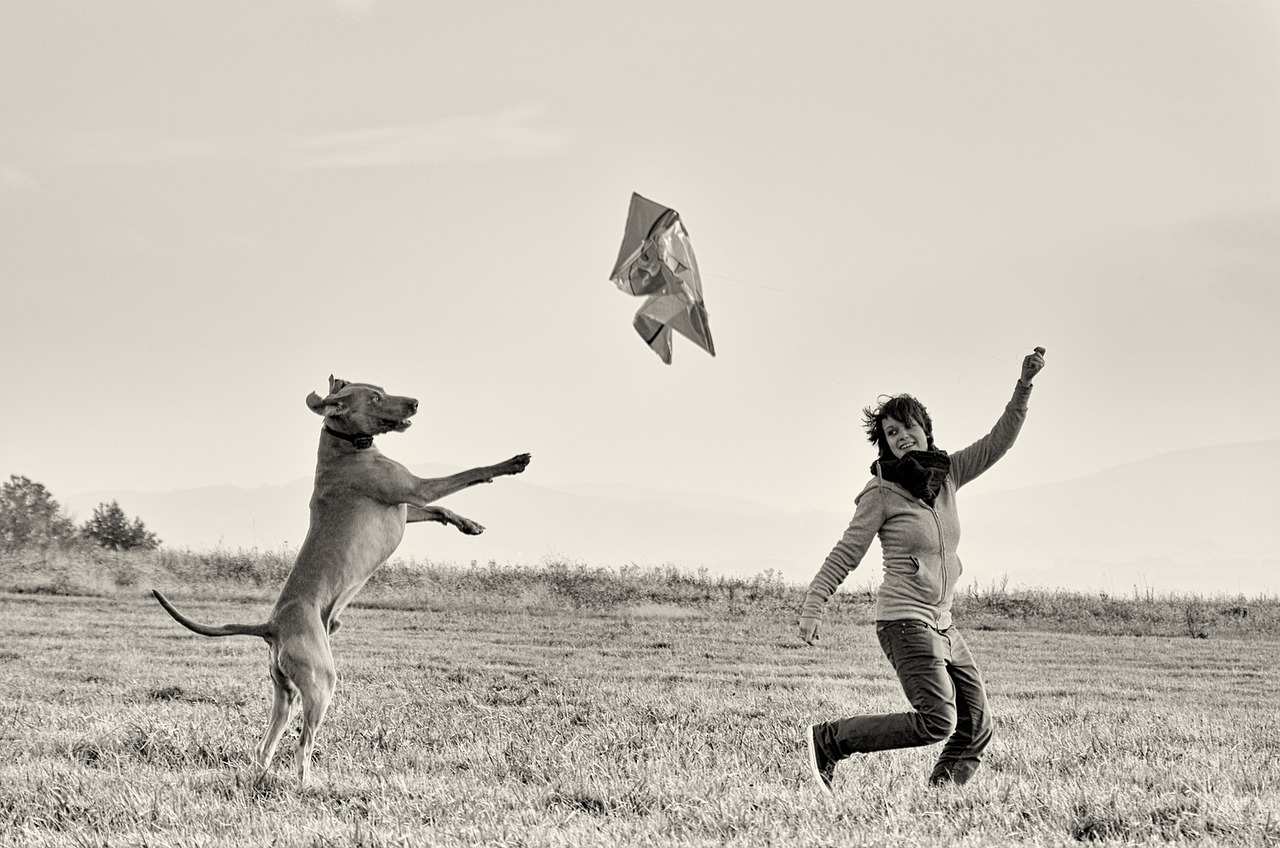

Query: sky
[3,2,1279,529]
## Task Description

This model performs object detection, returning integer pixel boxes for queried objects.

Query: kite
[608,193,715,364]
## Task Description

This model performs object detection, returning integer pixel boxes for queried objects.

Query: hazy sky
[4,1,1279,519]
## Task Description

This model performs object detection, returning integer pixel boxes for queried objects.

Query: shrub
[0,475,77,551]
[81,501,160,551]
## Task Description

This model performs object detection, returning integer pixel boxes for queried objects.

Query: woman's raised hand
[1020,346,1046,387]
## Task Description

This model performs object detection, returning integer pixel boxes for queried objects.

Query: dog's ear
[328,375,348,394]
[306,391,347,418]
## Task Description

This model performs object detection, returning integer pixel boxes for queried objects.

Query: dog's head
[306,375,418,437]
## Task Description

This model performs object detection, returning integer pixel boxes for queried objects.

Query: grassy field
[1,549,1278,847]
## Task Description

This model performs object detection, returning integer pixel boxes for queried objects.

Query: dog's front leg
[406,505,485,535]
[412,453,531,504]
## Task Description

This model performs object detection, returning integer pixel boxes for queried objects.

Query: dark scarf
[875,450,952,505]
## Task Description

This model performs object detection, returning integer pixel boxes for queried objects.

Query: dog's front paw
[457,518,485,535]
[505,453,531,475]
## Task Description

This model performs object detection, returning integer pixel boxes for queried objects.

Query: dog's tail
[152,589,274,639]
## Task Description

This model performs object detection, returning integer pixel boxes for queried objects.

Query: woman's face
[882,415,930,459]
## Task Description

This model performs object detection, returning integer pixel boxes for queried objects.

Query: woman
[799,347,1046,795]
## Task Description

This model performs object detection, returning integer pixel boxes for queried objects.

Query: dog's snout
[406,398,418,415]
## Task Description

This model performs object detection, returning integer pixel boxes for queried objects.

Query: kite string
[702,271,789,294]
[701,271,1023,365]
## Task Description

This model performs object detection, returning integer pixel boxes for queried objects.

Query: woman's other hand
[799,616,821,645]
[1020,346,1046,387]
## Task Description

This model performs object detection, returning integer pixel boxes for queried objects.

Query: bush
[0,475,77,551]
[82,500,160,551]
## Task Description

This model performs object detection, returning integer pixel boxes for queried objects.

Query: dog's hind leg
[294,664,335,787]
[277,637,336,787]
[254,656,299,771]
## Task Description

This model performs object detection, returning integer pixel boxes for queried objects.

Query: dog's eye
[371,394,382,405]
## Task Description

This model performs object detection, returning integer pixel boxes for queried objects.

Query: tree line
[0,475,160,552]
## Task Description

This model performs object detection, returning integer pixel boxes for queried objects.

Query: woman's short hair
[862,394,936,459]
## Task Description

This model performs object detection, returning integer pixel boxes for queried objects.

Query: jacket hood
[853,465,951,506]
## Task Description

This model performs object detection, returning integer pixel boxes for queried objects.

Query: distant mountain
[64,465,845,580]
[65,479,316,552]
[960,439,1280,595]
[64,441,1280,595]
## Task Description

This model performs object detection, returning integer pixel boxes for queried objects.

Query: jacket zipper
[929,504,947,604]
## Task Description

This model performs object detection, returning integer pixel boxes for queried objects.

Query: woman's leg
[813,620,959,761]
[928,627,994,786]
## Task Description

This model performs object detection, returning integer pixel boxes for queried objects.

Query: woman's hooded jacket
[802,382,1032,629]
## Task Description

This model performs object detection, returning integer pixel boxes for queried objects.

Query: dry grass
[0,550,1277,846]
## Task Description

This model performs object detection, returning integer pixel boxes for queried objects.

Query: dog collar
[324,426,374,450]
